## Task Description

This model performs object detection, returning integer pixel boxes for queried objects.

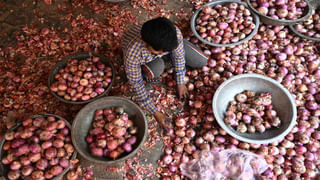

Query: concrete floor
[0,0,194,179]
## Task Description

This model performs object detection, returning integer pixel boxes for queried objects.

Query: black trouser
[142,39,208,80]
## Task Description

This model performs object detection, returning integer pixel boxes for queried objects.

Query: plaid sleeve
[125,46,158,115]
[171,27,186,85]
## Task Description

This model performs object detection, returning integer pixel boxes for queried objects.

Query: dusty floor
[0,0,194,179]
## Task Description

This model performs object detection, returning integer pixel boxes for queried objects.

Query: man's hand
[154,111,172,130]
[177,84,189,100]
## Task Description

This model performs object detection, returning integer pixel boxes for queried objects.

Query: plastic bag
[180,149,268,180]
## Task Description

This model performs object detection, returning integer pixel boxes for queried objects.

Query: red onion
[59,159,69,168]
[29,153,41,163]
[109,150,121,159]
[45,147,57,160]
[44,171,53,179]
[49,158,59,166]
[64,144,74,154]
[41,141,52,149]
[162,154,173,165]
[53,139,64,148]
[11,138,26,149]
[122,143,132,152]
[17,144,30,155]
[36,159,48,170]
[10,161,21,170]
[8,170,20,180]
[90,147,103,157]
[30,143,41,153]
[22,165,33,176]
[50,165,63,176]
[127,136,137,145]
[66,170,78,180]
[57,148,66,158]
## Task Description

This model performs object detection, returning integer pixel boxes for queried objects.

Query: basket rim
[71,96,148,165]
[47,52,115,105]
[246,0,313,25]
[212,74,297,144]
[288,6,320,42]
[190,0,260,47]
[0,113,77,180]
[289,23,320,42]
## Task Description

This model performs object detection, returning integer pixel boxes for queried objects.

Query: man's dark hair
[141,17,178,52]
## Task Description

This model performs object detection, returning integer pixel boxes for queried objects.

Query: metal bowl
[212,74,297,144]
[190,0,260,47]
[48,52,115,105]
[307,0,320,8]
[0,114,77,180]
[289,3,320,42]
[71,96,148,165]
[289,23,320,42]
[247,0,312,26]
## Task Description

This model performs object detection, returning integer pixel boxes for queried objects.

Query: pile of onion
[195,2,255,44]
[250,0,308,20]
[158,22,320,179]
[224,90,281,133]
[294,8,320,38]
[50,56,113,102]
[2,115,75,180]
[86,107,138,160]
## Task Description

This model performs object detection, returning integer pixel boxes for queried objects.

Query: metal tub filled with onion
[190,0,260,47]
[212,74,297,144]
[289,1,320,41]
[48,52,115,105]
[0,114,77,180]
[246,0,312,26]
[71,96,148,166]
